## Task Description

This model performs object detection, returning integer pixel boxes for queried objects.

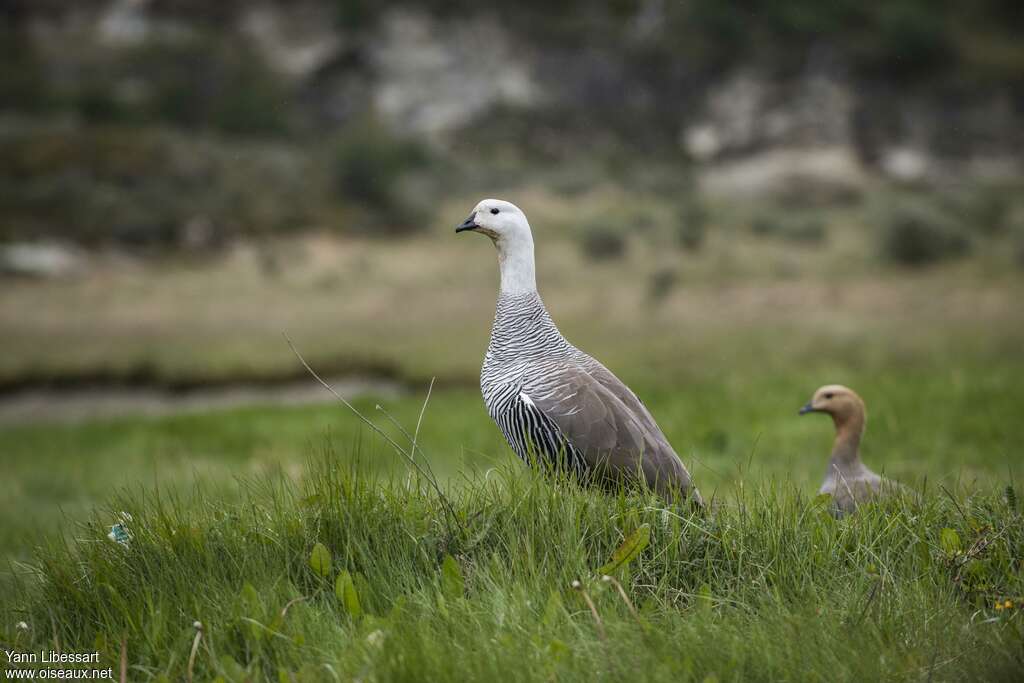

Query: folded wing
[527,361,701,504]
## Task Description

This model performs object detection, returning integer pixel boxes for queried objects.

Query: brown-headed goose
[800,384,902,515]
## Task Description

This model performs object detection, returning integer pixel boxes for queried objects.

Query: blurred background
[1,1,1023,563]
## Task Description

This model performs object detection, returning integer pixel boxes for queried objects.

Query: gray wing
[526,360,701,504]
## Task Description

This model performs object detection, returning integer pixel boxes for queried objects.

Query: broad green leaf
[308,542,332,578]
[597,524,651,575]
[939,528,962,555]
[335,570,363,619]
[441,554,464,601]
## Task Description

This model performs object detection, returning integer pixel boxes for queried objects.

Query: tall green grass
[4,455,1022,682]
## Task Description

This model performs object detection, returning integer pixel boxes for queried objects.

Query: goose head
[455,199,531,244]
[456,198,536,295]
[799,384,866,427]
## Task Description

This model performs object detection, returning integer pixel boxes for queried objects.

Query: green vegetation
[579,221,628,261]
[1015,229,1024,269]
[78,35,292,135]
[3,183,1024,388]
[3,451,1022,681]
[2,3,1023,677]
[332,0,1024,84]
[2,337,1021,567]
[0,127,315,247]
[675,202,709,252]
[330,120,432,232]
[878,200,972,266]
[751,212,828,245]
[4,1,1023,248]
[1,219,1022,677]
[646,267,678,302]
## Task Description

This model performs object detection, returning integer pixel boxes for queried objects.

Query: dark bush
[676,202,708,251]
[785,218,827,244]
[647,267,678,302]
[751,212,827,244]
[0,127,311,247]
[70,37,292,136]
[1013,224,1024,270]
[879,200,971,266]
[944,187,1014,236]
[0,28,51,112]
[331,121,430,230]
[751,214,785,237]
[579,223,627,261]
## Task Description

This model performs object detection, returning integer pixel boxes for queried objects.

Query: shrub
[647,267,678,302]
[1013,224,1024,270]
[676,202,708,251]
[331,121,430,231]
[751,211,826,244]
[751,214,785,237]
[878,200,971,266]
[785,218,827,244]
[70,37,293,136]
[753,210,831,245]
[579,223,627,261]
[944,186,1014,236]
[0,28,51,113]
[0,127,311,247]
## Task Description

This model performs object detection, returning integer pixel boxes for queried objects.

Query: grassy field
[2,189,1024,680]
[2,351,1022,563]
[2,457,1022,681]
[3,187,1023,387]
[2,339,1023,680]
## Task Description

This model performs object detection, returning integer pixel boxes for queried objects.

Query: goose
[456,198,702,506]
[800,384,902,515]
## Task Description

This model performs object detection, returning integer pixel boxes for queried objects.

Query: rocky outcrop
[682,70,854,161]
[0,242,86,278]
[369,10,540,141]
[7,1,1023,189]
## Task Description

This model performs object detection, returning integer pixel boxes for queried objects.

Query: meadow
[2,189,1024,680]
[5,1,1024,676]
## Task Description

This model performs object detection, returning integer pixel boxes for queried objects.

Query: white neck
[497,233,537,296]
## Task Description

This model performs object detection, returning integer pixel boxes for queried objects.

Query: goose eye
[490,208,500,215]
[824,393,834,399]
